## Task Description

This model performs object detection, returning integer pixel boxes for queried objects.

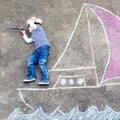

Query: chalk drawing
[53,75,86,88]
[17,3,120,109]
[49,66,96,72]
[69,79,74,85]
[19,90,34,110]
[88,3,120,84]
[7,106,120,120]
[85,5,99,86]
[87,4,110,86]
[52,4,85,70]
[77,78,84,85]
[60,79,67,86]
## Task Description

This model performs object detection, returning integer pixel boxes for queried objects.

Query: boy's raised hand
[20,30,26,35]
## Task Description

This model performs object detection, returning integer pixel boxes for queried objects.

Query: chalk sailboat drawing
[50,3,120,88]
[17,3,120,110]
[18,3,120,91]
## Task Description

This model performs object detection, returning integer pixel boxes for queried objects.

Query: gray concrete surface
[0,0,120,119]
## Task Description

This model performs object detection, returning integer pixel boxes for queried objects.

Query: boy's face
[28,27,33,33]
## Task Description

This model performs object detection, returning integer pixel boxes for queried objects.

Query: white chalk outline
[19,90,34,110]
[100,76,120,84]
[52,4,85,70]
[53,75,86,88]
[17,82,120,91]
[17,86,100,91]
[49,66,96,71]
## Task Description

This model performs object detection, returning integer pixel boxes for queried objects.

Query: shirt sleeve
[23,34,33,43]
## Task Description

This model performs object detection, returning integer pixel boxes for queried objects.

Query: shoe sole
[23,79,36,83]
[38,82,49,86]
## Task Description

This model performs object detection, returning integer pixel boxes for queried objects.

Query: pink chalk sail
[89,4,120,81]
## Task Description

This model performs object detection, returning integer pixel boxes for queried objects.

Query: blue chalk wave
[7,106,120,120]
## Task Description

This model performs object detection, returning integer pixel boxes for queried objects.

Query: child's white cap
[26,17,42,25]
[26,19,37,29]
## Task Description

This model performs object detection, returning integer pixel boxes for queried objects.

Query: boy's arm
[20,30,33,43]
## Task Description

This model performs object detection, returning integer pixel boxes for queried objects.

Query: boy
[20,17,51,85]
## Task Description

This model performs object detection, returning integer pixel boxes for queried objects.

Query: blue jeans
[27,45,50,82]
